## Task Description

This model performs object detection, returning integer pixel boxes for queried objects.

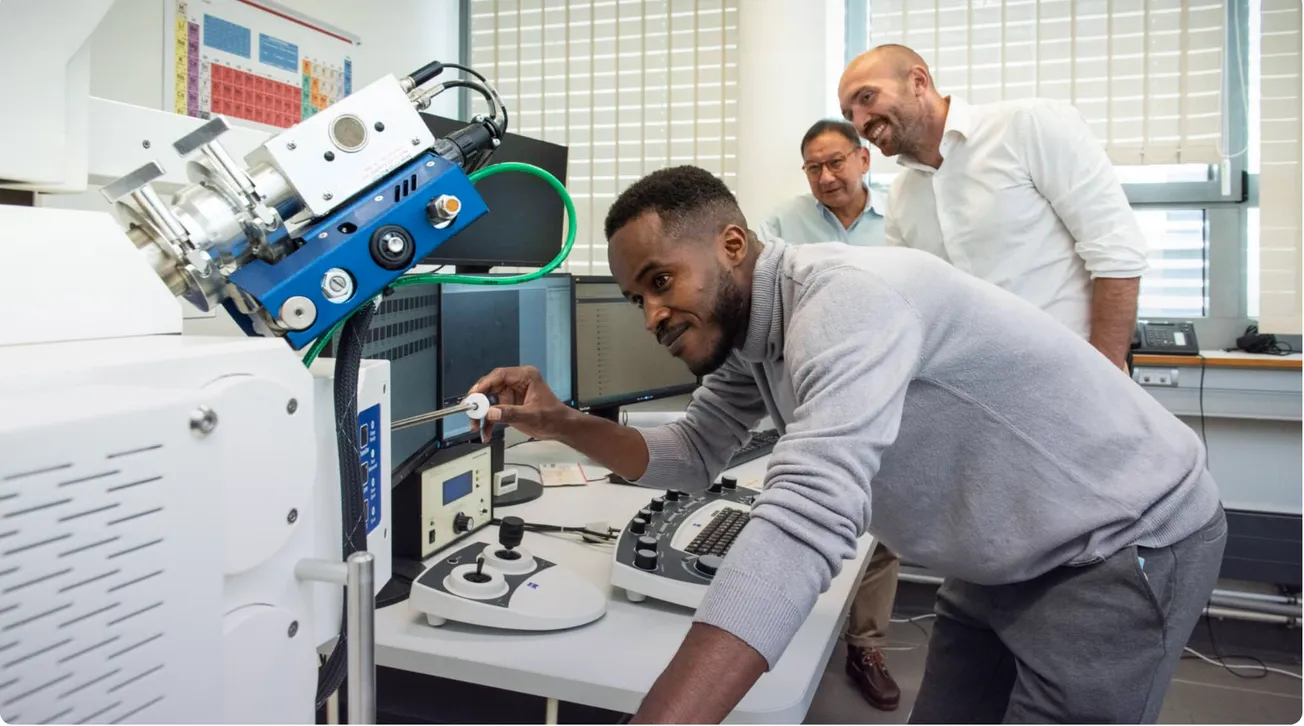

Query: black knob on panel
[629,517,648,535]
[639,507,655,520]
[721,476,737,490]
[453,513,473,533]
[649,497,665,512]
[695,554,723,577]
[666,490,681,502]
[634,548,658,571]
[637,535,658,552]
[708,481,723,494]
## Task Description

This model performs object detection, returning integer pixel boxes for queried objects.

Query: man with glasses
[761,118,901,714]
[762,119,886,249]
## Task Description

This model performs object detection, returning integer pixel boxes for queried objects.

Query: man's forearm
[1089,276,1140,369]
[554,409,651,480]
[632,623,767,724]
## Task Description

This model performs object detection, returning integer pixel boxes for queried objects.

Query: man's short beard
[692,268,750,377]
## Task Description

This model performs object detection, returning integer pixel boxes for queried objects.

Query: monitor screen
[420,114,569,268]
[574,277,698,413]
[351,286,441,474]
[439,275,575,442]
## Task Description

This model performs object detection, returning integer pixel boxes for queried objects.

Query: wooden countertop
[1133,351,1302,370]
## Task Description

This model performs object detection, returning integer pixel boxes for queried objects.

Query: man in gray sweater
[469,166,1226,723]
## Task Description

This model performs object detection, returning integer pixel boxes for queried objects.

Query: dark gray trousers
[910,507,1228,724]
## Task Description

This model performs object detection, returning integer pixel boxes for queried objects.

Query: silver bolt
[286,142,297,150]
[321,268,355,303]
[286,508,298,524]
[492,138,501,148]
[383,233,406,254]
[411,137,420,146]
[375,195,385,203]
[278,296,317,331]
[428,194,462,224]
[323,192,334,201]
[287,620,299,638]
[318,231,329,239]
[286,399,298,415]
[190,406,218,436]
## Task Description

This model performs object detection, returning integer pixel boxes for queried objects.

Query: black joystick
[465,556,492,583]
[721,476,737,490]
[629,517,648,535]
[649,497,665,512]
[496,516,525,560]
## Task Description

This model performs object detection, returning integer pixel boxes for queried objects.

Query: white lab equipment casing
[246,75,435,218]
[0,335,320,724]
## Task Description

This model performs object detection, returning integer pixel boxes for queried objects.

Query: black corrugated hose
[316,303,376,708]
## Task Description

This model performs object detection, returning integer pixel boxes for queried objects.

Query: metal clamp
[295,551,376,724]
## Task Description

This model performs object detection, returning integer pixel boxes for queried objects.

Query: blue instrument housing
[229,152,488,349]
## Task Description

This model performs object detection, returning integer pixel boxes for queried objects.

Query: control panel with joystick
[409,515,607,630]
[610,477,760,608]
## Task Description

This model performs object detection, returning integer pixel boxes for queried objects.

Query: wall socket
[1134,367,1180,387]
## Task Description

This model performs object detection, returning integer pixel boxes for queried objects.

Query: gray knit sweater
[634,239,1219,668]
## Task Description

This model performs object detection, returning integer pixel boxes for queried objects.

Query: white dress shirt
[884,96,1148,339]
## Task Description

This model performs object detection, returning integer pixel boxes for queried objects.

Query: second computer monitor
[439,275,576,443]
[574,277,698,419]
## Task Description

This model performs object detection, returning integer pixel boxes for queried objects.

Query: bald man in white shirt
[838,44,1147,370]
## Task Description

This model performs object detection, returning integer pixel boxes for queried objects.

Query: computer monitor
[573,276,699,420]
[420,114,569,271]
[438,274,576,443]
[336,285,442,479]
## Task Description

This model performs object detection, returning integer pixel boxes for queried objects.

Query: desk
[374,440,875,723]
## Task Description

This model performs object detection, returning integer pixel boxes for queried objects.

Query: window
[1136,209,1209,318]
[469,0,740,276]
[1256,0,1302,333]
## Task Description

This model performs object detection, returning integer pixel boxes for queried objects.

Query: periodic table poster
[165,0,360,129]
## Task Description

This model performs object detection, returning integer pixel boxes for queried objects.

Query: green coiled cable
[299,161,577,367]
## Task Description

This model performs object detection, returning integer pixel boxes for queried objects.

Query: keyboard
[609,476,759,609]
[725,428,780,468]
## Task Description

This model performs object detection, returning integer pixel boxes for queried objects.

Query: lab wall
[86,0,460,119]
[734,0,846,226]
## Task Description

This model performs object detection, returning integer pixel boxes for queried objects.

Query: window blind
[865,0,1227,169]
[470,0,740,276]
[1256,0,1301,335]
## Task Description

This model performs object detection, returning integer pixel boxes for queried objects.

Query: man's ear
[719,224,749,268]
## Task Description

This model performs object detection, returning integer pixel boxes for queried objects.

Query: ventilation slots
[393,172,421,203]
[0,445,169,725]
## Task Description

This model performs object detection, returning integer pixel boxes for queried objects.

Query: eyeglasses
[802,151,857,177]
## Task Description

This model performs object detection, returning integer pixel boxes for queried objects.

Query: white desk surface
[374,439,875,723]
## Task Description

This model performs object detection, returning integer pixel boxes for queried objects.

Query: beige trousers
[844,540,900,649]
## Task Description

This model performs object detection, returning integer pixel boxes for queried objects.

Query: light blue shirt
[761,185,887,247]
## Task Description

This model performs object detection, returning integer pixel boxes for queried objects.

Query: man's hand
[632,623,767,723]
[468,366,572,443]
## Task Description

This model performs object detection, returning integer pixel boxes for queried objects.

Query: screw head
[142,140,151,149]
[287,621,299,638]
[384,233,406,254]
[323,192,334,201]
[286,399,298,414]
[411,137,421,146]
[321,268,355,303]
[189,406,218,436]
[286,508,299,524]
[286,142,297,150]
[375,121,386,132]
[318,231,329,239]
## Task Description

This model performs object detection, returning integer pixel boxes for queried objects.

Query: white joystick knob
[445,558,509,600]
[464,392,492,420]
[483,544,536,575]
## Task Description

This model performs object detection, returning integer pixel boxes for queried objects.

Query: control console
[409,517,607,630]
[609,476,758,609]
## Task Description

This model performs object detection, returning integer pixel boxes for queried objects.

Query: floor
[804,616,1304,725]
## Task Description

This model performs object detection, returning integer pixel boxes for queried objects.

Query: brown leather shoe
[845,644,901,711]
